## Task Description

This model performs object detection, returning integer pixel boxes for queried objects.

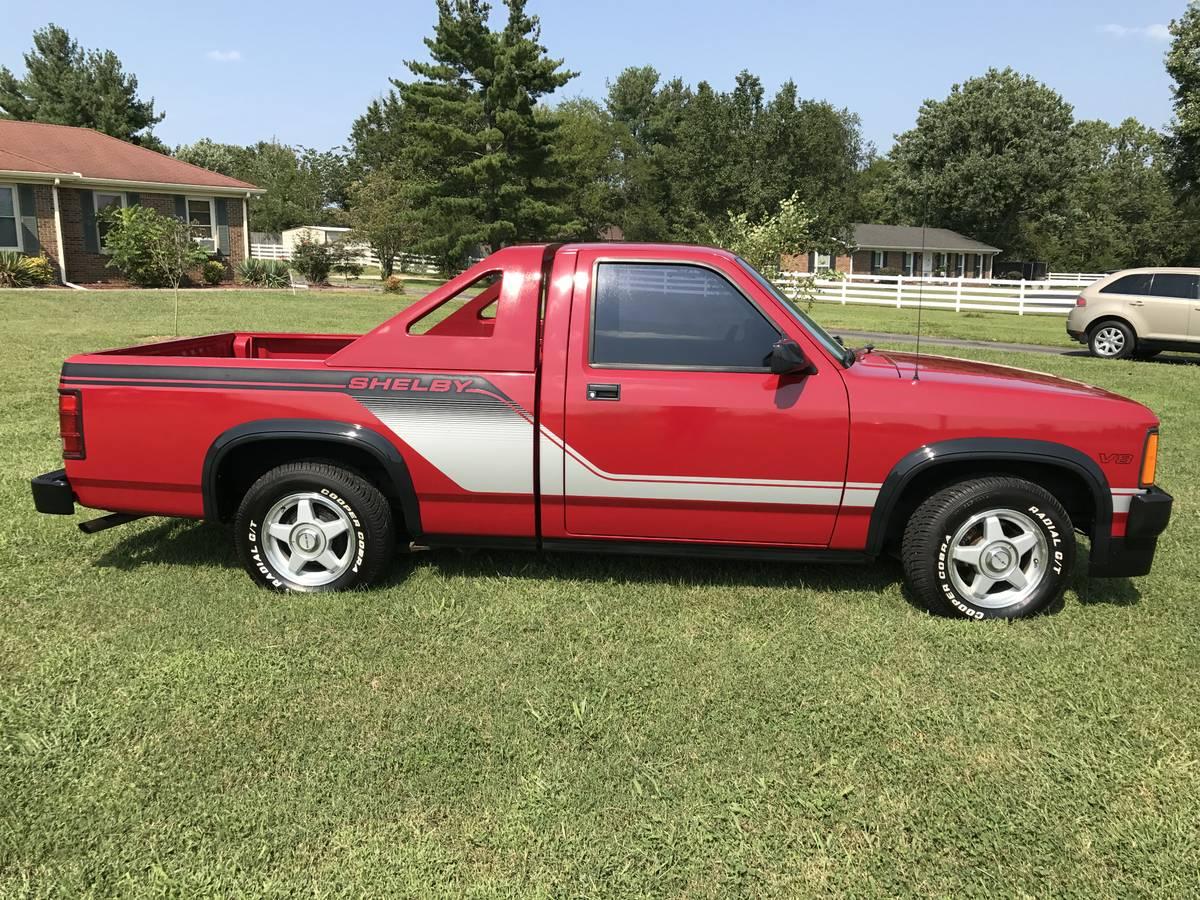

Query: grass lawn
[2,289,1199,896]
[809,300,1072,348]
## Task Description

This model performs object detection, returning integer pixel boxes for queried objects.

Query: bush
[332,253,364,280]
[383,274,405,294]
[0,251,55,287]
[237,258,291,288]
[876,267,903,277]
[290,236,334,284]
[101,205,208,287]
[202,260,226,285]
[1002,270,1025,280]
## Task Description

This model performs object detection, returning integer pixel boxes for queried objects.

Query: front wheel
[1089,321,1135,359]
[235,461,395,592]
[901,477,1075,620]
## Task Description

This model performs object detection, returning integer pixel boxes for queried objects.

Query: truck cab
[32,243,1172,619]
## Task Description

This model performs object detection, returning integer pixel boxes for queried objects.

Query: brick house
[784,223,1001,279]
[0,120,262,285]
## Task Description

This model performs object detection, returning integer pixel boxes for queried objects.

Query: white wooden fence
[249,243,443,275]
[1048,271,1106,282]
[779,272,1092,315]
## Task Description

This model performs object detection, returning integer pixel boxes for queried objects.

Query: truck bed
[97,332,360,361]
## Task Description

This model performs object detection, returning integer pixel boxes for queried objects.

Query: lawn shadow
[385,545,906,596]
[93,518,237,572]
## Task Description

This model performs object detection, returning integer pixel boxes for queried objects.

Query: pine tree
[0,24,164,146]
[395,0,575,263]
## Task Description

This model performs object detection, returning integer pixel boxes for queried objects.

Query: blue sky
[1,0,1188,153]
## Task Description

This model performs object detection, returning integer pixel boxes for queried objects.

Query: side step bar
[78,513,144,535]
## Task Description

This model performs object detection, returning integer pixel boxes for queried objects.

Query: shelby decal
[347,375,476,394]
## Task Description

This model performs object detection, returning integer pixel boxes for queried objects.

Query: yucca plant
[0,253,55,286]
[237,257,266,286]
[262,260,290,287]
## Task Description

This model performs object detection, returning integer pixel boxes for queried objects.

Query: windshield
[735,258,855,367]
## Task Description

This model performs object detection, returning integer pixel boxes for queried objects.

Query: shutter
[881,251,888,269]
[126,191,140,207]
[16,184,39,255]
[215,198,230,257]
[174,195,187,221]
[80,189,99,254]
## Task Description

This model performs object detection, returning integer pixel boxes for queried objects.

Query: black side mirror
[767,339,816,376]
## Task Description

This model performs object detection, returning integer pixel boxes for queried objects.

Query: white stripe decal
[361,396,883,507]
[1111,488,1146,514]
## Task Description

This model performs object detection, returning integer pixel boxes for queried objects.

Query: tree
[385,0,576,265]
[1029,119,1189,270]
[346,166,427,277]
[887,68,1076,260]
[543,98,621,239]
[0,24,164,146]
[1166,3,1200,202]
[176,140,340,233]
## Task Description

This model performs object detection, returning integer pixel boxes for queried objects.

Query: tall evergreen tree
[391,0,575,263]
[0,24,164,146]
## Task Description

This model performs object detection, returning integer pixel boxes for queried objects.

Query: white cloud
[206,49,242,63]
[1100,23,1171,41]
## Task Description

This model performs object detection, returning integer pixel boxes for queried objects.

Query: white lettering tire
[235,461,395,592]
[901,477,1075,619]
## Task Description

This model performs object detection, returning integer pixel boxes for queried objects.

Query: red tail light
[1076,296,1087,307]
[58,389,85,459]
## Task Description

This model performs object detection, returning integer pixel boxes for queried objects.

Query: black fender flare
[865,437,1113,560]
[201,418,421,533]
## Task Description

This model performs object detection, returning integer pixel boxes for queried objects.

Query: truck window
[590,262,780,369]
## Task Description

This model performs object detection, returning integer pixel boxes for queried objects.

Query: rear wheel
[901,477,1075,620]
[1088,320,1135,360]
[235,461,394,592]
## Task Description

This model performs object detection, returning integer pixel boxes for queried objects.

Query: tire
[1088,320,1135,360]
[234,461,394,592]
[901,477,1075,620]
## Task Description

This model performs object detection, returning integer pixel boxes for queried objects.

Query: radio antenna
[913,190,929,382]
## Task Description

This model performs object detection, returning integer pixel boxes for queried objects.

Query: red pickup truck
[31,243,1172,619]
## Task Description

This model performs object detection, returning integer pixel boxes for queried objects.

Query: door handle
[586,383,621,401]
[1130,300,1145,307]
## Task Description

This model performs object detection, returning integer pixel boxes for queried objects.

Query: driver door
[559,253,851,546]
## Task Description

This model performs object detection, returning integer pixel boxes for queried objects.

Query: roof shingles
[0,120,257,191]
[853,223,1000,254]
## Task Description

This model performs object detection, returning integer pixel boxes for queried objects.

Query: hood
[852,349,1134,403]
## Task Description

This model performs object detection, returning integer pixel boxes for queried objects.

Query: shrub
[0,252,55,287]
[290,236,333,284]
[1002,270,1025,280]
[101,205,207,287]
[238,258,291,288]
[332,251,364,280]
[202,260,226,285]
[383,274,405,294]
[876,266,903,277]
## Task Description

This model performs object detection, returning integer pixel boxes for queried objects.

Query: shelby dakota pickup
[31,243,1173,620]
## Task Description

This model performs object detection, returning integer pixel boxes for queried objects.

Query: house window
[903,252,914,276]
[94,191,126,251]
[186,197,217,252]
[813,251,833,272]
[872,250,887,272]
[0,185,19,250]
[973,254,983,278]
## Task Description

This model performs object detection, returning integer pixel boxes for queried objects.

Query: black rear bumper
[31,468,75,515]
[1089,486,1172,578]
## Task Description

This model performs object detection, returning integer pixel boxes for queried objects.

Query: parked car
[1067,267,1200,359]
[31,243,1171,620]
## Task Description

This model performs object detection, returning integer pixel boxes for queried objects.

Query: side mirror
[767,339,816,376]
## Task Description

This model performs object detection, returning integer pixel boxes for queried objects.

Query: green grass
[3,290,1199,896]
[808,300,1072,347]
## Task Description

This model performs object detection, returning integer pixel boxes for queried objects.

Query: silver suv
[1067,268,1200,359]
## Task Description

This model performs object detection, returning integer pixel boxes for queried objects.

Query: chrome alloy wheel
[262,491,358,587]
[1093,326,1127,357]
[946,508,1049,609]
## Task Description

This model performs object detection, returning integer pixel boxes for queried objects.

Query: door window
[1149,273,1199,299]
[591,262,780,370]
[1100,273,1153,295]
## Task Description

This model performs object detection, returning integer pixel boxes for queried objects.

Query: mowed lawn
[2,289,1199,897]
